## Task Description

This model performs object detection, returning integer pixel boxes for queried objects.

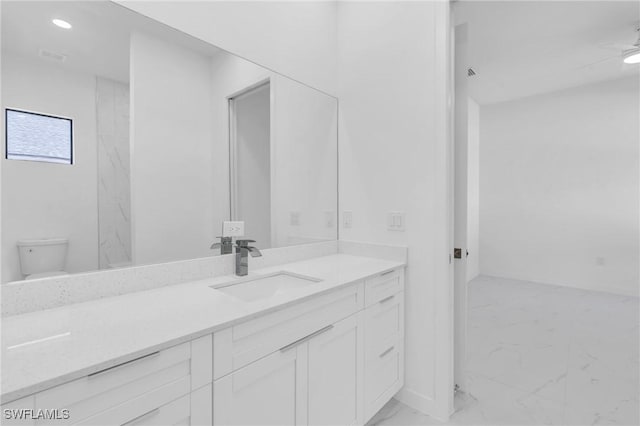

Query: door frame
[227,78,271,222]
[452,21,470,395]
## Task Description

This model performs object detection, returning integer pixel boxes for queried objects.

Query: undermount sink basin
[211,272,322,302]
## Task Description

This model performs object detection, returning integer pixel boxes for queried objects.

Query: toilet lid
[26,271,68,280]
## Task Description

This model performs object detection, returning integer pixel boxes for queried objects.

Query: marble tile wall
[95,77,131,269]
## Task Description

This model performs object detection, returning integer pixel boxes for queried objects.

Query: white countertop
[1,254,405,404]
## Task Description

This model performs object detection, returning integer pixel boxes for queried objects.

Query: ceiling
[1,1,222,84]
[454,0,640,104]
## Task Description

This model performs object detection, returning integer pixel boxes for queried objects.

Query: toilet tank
[17,238,69,276]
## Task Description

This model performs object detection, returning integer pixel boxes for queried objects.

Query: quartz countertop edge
[1,254,405,404]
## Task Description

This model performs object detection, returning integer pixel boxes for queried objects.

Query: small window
[5,108,73,164]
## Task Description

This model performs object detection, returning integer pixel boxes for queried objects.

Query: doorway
[451,1,639,424]
[229,81,271,249]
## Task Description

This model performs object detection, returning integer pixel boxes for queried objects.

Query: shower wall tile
[96,77,131,269]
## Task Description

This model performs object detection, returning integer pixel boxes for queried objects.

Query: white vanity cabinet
[363,268,405,423]
[213,343,300,425]
[0,335,213,426]
[306,313,362,426]
[2,265,405,426]
[212,267,405,426]
[212,283,365,426]
[213,313,362,426]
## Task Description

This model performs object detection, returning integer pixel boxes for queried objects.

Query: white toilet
[17,238,69,280]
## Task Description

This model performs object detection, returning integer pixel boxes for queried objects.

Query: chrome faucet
[235,239,262,276]
[211,236,233,255]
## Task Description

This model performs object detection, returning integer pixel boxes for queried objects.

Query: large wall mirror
[1,1,338,283]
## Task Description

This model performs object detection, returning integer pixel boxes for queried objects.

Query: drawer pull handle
[379,346,395,358]
[121,408,160,426]
[380,270,395,277]
[280,325,334,352]
[89,351,160,378]
[379,295,395,304]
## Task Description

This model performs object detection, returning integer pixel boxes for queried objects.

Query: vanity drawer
[364,268,404,307]
[364,339,404,422]
[129,393,190,426]
[213,282,364,378]
[35,335,213,425]
[74,377,190,425]
[364,291,404,359]
[36,343,191,420]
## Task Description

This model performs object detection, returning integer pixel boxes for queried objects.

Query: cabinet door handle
[121,408,160,426]
[379,346,395,358]
[280,325,334,352]
[88,351,160,378]
[379,295,395,304]
[381,270,395,277]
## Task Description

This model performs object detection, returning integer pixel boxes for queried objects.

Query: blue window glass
[5,108,73,164]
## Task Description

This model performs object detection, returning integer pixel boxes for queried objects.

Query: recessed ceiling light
[623,49,640,64]
[52,19,72,30]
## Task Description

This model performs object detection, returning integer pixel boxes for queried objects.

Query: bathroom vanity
[1,254,405,426]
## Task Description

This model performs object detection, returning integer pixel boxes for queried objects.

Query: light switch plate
[343,211,353,229]
[223,221,244,237]
[387,212,405,231]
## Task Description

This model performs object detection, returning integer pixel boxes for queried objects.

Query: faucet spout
[248,246,262,257]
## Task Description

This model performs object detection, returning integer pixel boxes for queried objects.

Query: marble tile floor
[367,276,639,426]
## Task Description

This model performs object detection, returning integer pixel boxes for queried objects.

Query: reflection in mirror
[1,1,338,283]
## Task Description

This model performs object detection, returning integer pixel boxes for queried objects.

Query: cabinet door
[213,348,305,426]
[306,314,363,426]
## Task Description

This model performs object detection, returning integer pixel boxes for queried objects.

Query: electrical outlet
[387,212,405,231]
[343,211,353,229]
[222,221,244,237]
[325,211,335,228]
[290,211,301,226]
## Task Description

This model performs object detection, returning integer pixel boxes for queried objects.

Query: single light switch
[223,221,244,237]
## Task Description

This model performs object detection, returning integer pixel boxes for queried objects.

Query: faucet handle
[235,239,256,247]
[211,236,232,249]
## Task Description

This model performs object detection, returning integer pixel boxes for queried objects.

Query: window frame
[4,107,74,165]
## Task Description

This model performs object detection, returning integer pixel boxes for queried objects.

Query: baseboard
[476,274,639,298]
[395,386,451,422]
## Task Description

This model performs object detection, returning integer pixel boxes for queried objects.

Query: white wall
[115,0,338,96]
[1,52,99,282]
[130,32,216,265]
[337,1,453,419]
[480,76,639,296]
[466,98,480,281]
[271,75,338,247]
